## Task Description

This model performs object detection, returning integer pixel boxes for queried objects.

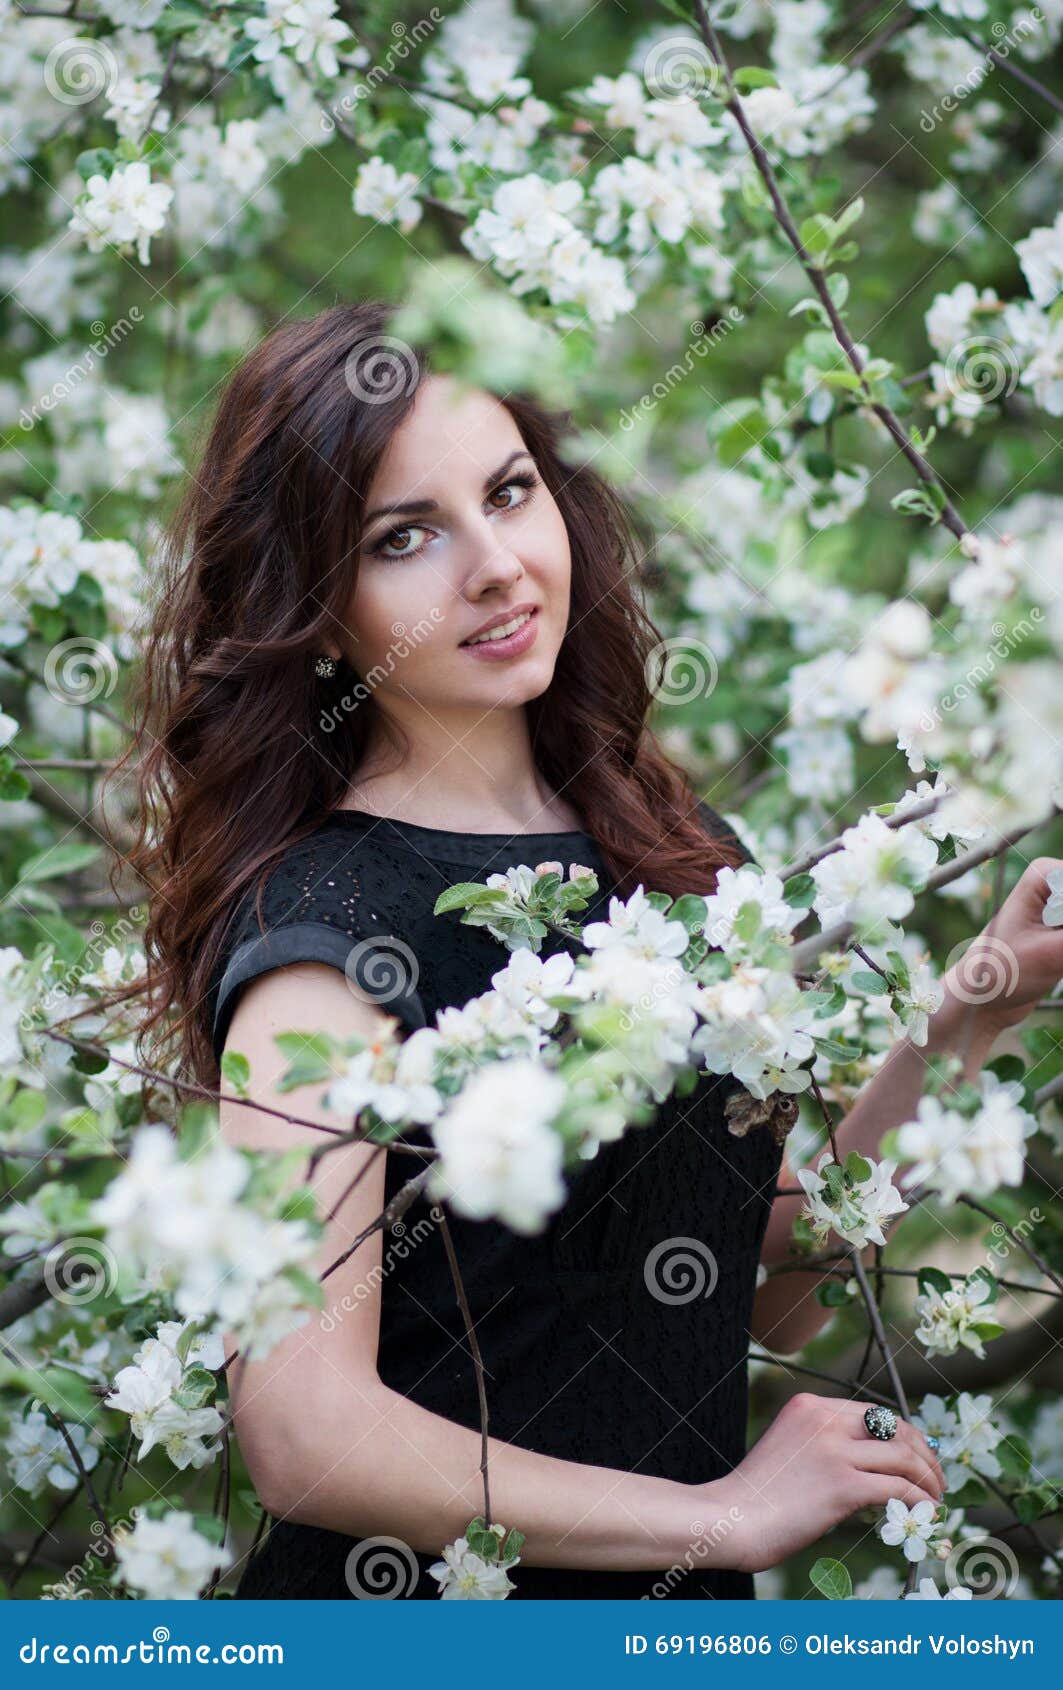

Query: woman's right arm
[218,963,945,1577]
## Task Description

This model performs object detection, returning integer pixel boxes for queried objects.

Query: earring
[314,654,338,679]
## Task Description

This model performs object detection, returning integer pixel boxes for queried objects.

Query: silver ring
[864,1404,897,1441]
[925,1433,940,1453]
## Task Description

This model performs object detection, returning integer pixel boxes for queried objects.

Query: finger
[897,1419,947,1497]
[840,1406,946,1496]
[848,1471,942,1515]
[851,1434,945,1499]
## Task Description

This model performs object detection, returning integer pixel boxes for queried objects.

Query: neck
[346,702,578,832]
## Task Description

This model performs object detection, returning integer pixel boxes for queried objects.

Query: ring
[864,1404,897,1441]
[925,1434,940,1452]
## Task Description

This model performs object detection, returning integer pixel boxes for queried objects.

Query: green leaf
[220,1051,250,1097]
[670,893,711,933]
[433,882,495,915]
[947,1476,987,1507]
[916,1266,953,1297]
[996,1434,1031,1483]
[783,873,816,909]
[844,1151,872,1185]
[986,1054,1026,1088]
[0,756,31,802]
[733,901,762,944]
[850,969,889,996]
[16,842,101,884]
[800,214,837,259]
[75,148,114,181]
[810,1556,852,1600]
[172,1366,218,1411]
[816,1279,851,1307]
[833,196,865,238]
[733,66,779,92]
[716,406,771,467]
[813,1034,859,1063]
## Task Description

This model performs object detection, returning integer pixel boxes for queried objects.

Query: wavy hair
[107,300,742,1087]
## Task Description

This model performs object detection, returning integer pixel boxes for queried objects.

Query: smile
[460,607,540,658]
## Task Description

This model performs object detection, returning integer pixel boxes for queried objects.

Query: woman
[123,300,1062,1599]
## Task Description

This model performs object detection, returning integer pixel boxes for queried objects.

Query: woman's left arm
[750,856,1063,1356]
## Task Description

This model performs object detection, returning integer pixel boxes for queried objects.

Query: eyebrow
[361,448,535,531]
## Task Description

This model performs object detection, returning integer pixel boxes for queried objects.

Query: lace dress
[208,805,784,1600]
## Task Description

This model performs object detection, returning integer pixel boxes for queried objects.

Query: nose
[461,515,525,601]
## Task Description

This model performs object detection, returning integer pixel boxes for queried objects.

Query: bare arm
[750,977,998,1354]
[752,853,1063,1354]
[220,962,729,1574]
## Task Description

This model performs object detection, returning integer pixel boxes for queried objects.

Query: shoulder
[209,818,425,1067]
[691,797,757,868]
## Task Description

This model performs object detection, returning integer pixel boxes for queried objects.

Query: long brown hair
[109,299,742,1088]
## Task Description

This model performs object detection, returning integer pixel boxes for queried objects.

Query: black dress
[208,804,783,1599]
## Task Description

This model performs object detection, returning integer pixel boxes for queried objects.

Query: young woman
[124,300,1062,1599]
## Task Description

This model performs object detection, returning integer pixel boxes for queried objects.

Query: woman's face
[334,375,572,719]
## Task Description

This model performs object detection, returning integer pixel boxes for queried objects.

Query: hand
[939,857,1063,1048]
[702,1392,946,1575]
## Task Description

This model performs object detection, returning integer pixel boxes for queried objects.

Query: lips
[460,605,540,660]
[461,607,535,647]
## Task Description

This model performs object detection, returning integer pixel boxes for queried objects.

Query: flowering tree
[1,0,1063,1601]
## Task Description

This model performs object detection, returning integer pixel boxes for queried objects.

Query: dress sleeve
[210,841,428,1066]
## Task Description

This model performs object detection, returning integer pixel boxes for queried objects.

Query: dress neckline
[325,805,602,865]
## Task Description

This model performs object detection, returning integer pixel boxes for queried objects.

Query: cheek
[530,503,572,600]
[347,566,454,670]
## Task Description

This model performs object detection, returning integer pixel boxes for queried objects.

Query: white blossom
[113,1510,230,1600]
[897,1071,1037,1203]
[3,1404,99,1495]
[797,1152,908,1249]
[702,865,801,955]
[811,812,938,933]
[428,1532,518,1598]
[353,157,423,233]
[913,1273,997,1360]
[878,1496,946,1561]
[428,1058,566,1233]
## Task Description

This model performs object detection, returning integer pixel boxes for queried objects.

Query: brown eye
[370,523,429,561]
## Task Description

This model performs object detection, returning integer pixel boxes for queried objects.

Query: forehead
[369,376,525,497]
